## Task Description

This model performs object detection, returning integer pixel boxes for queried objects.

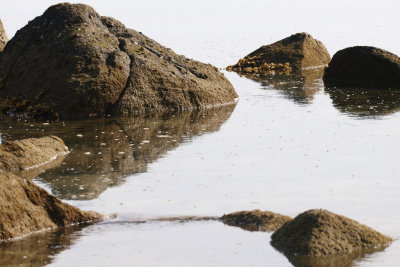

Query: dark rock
[227,33,330,74]
[271,209,392,257]
[0,19,8,51]
[221,210,292,232]
[0,3,237,119]
[323,46,400,88]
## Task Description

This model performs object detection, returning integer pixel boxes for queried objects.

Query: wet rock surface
[0,19,8,51]
[227,33,330,75]
[271,209,392,257]
[221,210,292,232]
[323,46,400,88]
[0,136,68,173]
[0,171,102,241]
[0,3,237,119]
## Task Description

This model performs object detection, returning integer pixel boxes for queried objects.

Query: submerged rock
[227,33,330,74]
[221,210,292,232]
[0,3,237,119]
[271,209,392,257]
[0,136,68,173]
[0,19,8,51]
[0,171,101,241]
[323,46,400,88]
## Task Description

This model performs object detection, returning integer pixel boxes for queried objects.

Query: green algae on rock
[271,209,392,257]
[323,46,400,89]
[227,33,330,75]
[221,210,292,232]
[0,3,237,119]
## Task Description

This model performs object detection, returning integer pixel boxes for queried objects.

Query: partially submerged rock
[271,209,392,257]
[0,19,8,51]
[0,136,68,173]
[221,210,292,232]
[227,33,330,74]
[0,3,237,119]
[0,171,101,241]
[323,46,400,88]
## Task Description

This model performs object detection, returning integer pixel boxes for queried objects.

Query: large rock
[323,46,400,88]
[227,33,330,74]
[271,209,392,257]
[0,171,101,240]
[0,136,68,173]
[0,3,237,119]
[0,19,8,51]
[221,210,292,232]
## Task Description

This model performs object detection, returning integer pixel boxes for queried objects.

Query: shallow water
[1,0,400,266]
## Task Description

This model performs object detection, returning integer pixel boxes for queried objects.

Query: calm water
[1,0,400,266]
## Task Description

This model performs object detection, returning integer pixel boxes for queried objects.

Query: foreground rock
[0,136,68,173]
[0,19,8,51]
[227,33,330,74]
[0,172,101,240]
[271,209,392,257]
[221,210,292,232]
[0,136,102,241]
[0,3,237,119]
[323,46,400,88]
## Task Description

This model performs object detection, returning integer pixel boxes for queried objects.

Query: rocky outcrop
[0,19,8,51]
[0,136,68,173]
[0,136,102,241]
[271,209,392,257]
[323,46,400,88]
[227,33,330,74]
[0,172,101,241]
[0,3,237,120]
[221,210,292,232]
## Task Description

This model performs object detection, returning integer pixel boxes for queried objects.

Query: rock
[0,136,68,173]
[0,171,101,241]
[0,19,8,51]
[271,209,392,257]
[0,3,237,119]
[323,46,400,88]
[221,210,292,232]
[227,33,330,74]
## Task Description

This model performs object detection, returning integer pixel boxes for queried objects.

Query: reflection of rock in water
[0,105,235,200]
[0,225,85,267]
[325,87,400,117]
[238,68,323,104]
[287,248,384,267]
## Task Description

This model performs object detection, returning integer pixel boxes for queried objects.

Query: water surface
[1,0,400,266]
